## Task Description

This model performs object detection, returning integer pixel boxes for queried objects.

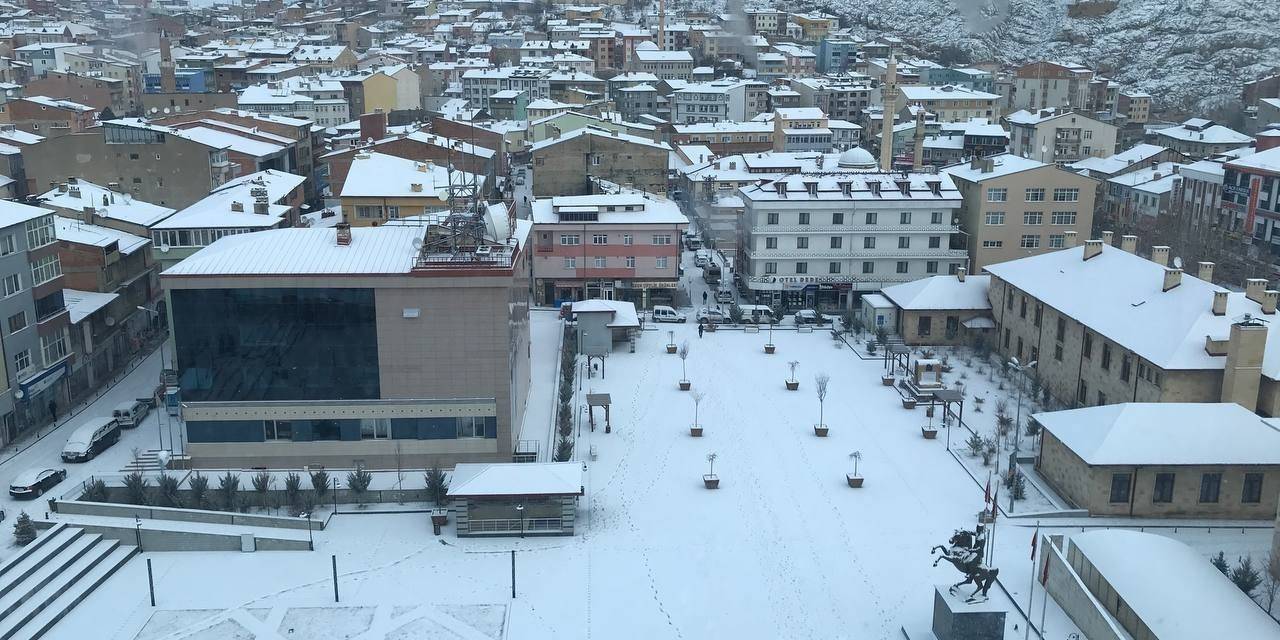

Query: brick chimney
[160,37,177,93]
[1212,290,1228,316]
[956,267,966,283]
[1101,230,1114,245]
[1197,261,1215,282]
[1245,278,1268,305]
[1256,130,1280,152]
[1063,230,1078,248]
[1120,235,1138,253]
[1162,267,1182,292]
[1222,320,1267,412]
[336,222,352,246]
[1083,239,1103,261]
[1150,245,1170,267]
[1263,291,1279,315]
[359,110,387,142]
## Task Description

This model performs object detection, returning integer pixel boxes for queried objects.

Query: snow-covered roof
[942,153,1048,182]
[0,199,53,227]
[530,126,670,152]
[741,173,961,203]
[340,152,480,199]
[898,84,999,101]
[1155,121,1251,146]
[1070,530,1280,640]
[531,194,688,225]
[40,180,175,227]
[572,299,639,327]
[881,275,991,311]
[1226,145,1280,175]
[1036,403,1280,466]
[155,170,304,231]
[449,462,584,498]
[634,49,692,63]
[1069,143,1172,177]
[1105,162,1183,188]
[23,95,94,112]
[163,225,426,276]
[53,217,149,254]
[168,126,286,157]
[63,288,118,324]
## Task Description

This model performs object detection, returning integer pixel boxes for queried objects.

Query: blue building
[817,37,862,74]
[144,68,208,93]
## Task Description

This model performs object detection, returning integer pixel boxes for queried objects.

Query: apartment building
[531,194,688,306]
[788,76,874,122]
[896,85,1000,123]
[671,78,768,124]
[1011,61,1095,113]
[1115,90,1151,125]
[462,67,552,109]
[529,127,670,197]
[737,171,966,311]
[630,46,693,80]
[237,77,351,127]
[0,96,98,139]
[340,152,482,227]
[1007,107,1118,164]
[161,219,532,469]
[943,153,1098,272]
[1152,118,1253,159]
[1221,143,1280,250]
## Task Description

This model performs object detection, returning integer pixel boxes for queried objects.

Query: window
[593,256,606,268]
[264,420,293,441]
[764,261,777,274]
[931,211,943,224]
[355,205,381,219]
[360,418,390,440]
[1096,390,1106,405]
[1025,188,1045,202]
[564,257,576,269]
[592,234,608,245]
[898,236,910,249]
[1242,473,1264,503]
[896,261,908,274]
[625,256,636,268]
[40,331,67,366]
[1083,332,1093,358]
[765,237,778,249]
[2,274,20,297]
[1077,379,1088,404]
[832,212,844,225]
[981,239,1003,248]
[623,234,633,245]
[767,212,779,225]
[1003,328,1010,348]
[1199,473,1222,503]
[926,261,938,274]
[863,237,876,249]
[1053,343,1063,361]
[6,311,25,333]
[1048,234,1065,248]
[794,261,808,274]
[1033,304,1042,327]
[796,237,809,249]
[1053,188,1079,202]
[1109,473,1131,503]
[1153,473,1175,503]
[1020,234,1041,249]
[30,254,60,287]
[457,416,486,438]
[829,236,842,249]
[25,216,54,249]
[12,349,29,375]
[1120,353,1132,381]
[560,234,580,246]
[928,236,941,249]
[656,257,669,269]
[1023,211,1043,225]
[862,261,874,273]
[0,236,13,256]
[1019,296,1027,318]
[917,316,932,336]
[386,206,399,219]
[1051,211,1077,225]
[987,188,1007,202]
[590,154,601,166]
[651,234,672,245]
[985,211,1005,225]
[865,212,878,225]
[798,212,810,225]
[828,261,841,274]
[899,211,912,224]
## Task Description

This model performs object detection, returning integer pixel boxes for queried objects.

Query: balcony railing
[468,517,564,534]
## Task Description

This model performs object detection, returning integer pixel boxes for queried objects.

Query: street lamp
[134,515,143,552]
[515,503,525,538]
[1006,357,1037,457]
[301,512,314,550]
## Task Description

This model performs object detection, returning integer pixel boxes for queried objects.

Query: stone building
[529,127,670,198]
[878,269,993,346]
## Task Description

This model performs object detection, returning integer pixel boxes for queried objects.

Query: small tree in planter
[981,435,999,466]
[764,320,776,354]
[847,451,864,487]
[188,472,211,510]
[666,330,677,354]
[965,433,985,457]
[703,452,719,489]
[157,473,182,508]
[218,471,241,512]
[922,407,939,439]
[426,467,450,528]
[677,341,692,390]
[123,471,150,505]
[346,466,373,508]
[689,390,706,436]
[875,326,888,347]
[866,339,878,355]
[310,469,331,506]
[785,360,800,390]
[12,512,36,546]
[251,471,273,512]
[813,373,830,436]
[81,478,108,502]
[284,472,303,516]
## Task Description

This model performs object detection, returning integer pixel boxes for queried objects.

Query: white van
[739,304,776,324]
[112,400,150,428]
[652,305,687,323]
[694,250,710,267]
[62,417,121,463]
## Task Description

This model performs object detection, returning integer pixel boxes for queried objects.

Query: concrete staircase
[0,523,138,640]
[119,449,166,473]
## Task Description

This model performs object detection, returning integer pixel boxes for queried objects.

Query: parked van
[61,417,121,463]
[112,399,150,428]
[739,304,776,324]
[694,250,710,267]
[652,305,687,323]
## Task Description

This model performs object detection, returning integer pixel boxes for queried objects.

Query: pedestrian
[47,399,57,424]
[702,291,708,305]
[698,323,704,339]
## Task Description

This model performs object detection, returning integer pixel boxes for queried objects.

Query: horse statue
[931,526,999,604]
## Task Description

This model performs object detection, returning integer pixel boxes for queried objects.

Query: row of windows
[25,216,54,250]
[988,187,1079,203]
[30,254,61,287]
[560,233,671,246]
[564,256,667,269]
[762,235,943,250]
[984,211,1078,226]
[763,260,951,275]
[1109,471,1264,505]
[153,228,252,249]
[765,211,950,226]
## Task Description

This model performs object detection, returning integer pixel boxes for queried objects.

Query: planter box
[679,380,691,391]
[666,344,677,354]
[703,474,720,489]
[881,375,895,386]
[430,508,449,526]
[764,344,776,354]
[846,474,864,488]
[690,425,703,437]
[902,398,917,409]
[785,380,799,391]
[921,427,938,440]
[813,424,829,437]
[925,405,935,418]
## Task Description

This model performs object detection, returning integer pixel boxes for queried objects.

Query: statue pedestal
[931,585,1006,640]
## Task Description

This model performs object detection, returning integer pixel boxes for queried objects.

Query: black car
[9,467,67,499]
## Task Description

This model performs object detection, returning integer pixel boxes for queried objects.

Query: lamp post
[301,512,314,551]
[138,305,168,451]
[515,503,525,538]
[1006,357,1037,456]
[134,515,143,552]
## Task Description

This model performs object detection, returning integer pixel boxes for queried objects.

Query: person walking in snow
[698,324,704,339]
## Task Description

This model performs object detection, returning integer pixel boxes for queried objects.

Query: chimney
[1264,291,1280,315]
[1222,319,1267,412]
[956,267,966,283]
[160,38,176,93]
[1212,291,1229,316]
[1257,132,1280,152]
[1083,239,1103,261]
[1245,278,1268,305]
[336,222,352,246]
[1120,235,1138,253]
[253,200,269,214]
[1150,245,1170,267]
[1162,268,1182,292]
[83,205,96,225]
[1197,261,1215,282]
[410,183,424,192]
[359,110,387,141]
[230,200,244,212]
[1063,230,1078,247]
[1101,230,1114,245]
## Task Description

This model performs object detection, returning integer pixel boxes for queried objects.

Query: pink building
[531,194,688,307]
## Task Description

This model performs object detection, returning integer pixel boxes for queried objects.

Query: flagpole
[989,483,998,565]
[1025,524,1039,640]
[1039,546,1050,637]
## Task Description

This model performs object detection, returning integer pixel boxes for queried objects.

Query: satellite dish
[160,244,171,253]
[13,389,23,400]
[1040,145,1048,155]
[105,316,116,327]
[1172,256,1183,269]
[150,107,158,114]
[411,237,423,251]
[163,107,171,114]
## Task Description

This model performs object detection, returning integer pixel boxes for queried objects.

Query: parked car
[61,417,121,463]
[715,288,734,303]
[696,307,729,324]
[794,310,829,325]
[9,467,67,499]
[738,304,775,324]
[112,399,150,428]
[652,305,687,323]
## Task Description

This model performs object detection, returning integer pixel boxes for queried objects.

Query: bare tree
[815,373,830,427]
[678,341,690,382]
[1259,553,1280,614]
[691,390,706,427]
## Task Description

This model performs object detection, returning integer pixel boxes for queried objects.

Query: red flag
[991,485,999,521]
[1040,549,1051,585]
[1030,526,1039,560]
[984,476,991,504]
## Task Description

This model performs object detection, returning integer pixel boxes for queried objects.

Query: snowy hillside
[809,0,1280,111]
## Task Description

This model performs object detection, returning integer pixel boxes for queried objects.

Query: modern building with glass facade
[161,218,532,469]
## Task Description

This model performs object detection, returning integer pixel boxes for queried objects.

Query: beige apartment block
[943,153,1098,272]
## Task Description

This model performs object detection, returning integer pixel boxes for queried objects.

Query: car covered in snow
[696,307,728,324]
[793,310,829,325]
[9,467,67,499]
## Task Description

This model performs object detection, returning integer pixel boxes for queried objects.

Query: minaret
[657,0,666,50]
[912,105,926,171]
[879,55,898,171]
